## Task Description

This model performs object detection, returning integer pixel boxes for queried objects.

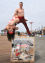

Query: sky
[0,0,45,32]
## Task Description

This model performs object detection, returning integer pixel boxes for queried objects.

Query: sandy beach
[0,35,11,63]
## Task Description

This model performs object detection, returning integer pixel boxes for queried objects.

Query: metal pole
[29,22,34,33]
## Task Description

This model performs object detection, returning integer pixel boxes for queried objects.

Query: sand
[0,35,11,63]
[0,35,45,63]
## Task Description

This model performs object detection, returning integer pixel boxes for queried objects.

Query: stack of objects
[11,36,35,63]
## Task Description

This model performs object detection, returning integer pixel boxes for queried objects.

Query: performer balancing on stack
[13,2,31,36]
[5,2,31,46]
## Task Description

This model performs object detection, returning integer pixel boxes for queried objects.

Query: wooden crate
[10,35,35,63]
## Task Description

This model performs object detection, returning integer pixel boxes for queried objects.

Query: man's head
[19,2,23,8]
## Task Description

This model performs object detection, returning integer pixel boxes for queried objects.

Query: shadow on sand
[35,51,41,62]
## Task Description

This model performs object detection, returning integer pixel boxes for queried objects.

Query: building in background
[42,27,45,35]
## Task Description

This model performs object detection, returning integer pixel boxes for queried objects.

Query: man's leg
[14,18,31,35]
[22,21,31,35]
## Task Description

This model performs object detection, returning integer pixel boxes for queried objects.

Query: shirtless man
[13,2,31,35]
[5,2,31,38]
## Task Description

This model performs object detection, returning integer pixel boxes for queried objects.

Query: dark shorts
[18,16,24,22]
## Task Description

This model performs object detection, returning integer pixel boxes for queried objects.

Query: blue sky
[0,0,45,32]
